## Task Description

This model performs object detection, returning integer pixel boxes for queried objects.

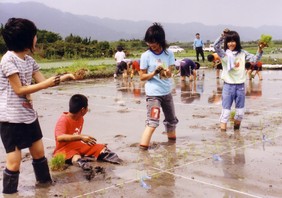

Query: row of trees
[0,27,147,59]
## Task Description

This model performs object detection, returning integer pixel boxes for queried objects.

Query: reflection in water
[137,143,176,197]
[115,79,145,103]
[180,80,201,104]
[208,79,223,104]
[246,80,262,98]
[221,137,246,197]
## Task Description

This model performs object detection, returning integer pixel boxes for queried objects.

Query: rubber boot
[97,148,123,164]
[234,124,240,131]
[32,157,52,185]
[2,168,19,194]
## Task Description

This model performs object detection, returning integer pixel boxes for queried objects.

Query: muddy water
[0,69,282,197]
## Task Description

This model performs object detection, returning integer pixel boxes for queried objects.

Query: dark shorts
[0,119,43,153]
[216,63,223,70]
[253,65,262,71]
[117,61,127,72]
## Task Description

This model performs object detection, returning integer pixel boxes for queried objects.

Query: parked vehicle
[168,45,185,53]
[203,44,215,52]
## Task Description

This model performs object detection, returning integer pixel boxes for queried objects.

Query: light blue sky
[1,0,281,27]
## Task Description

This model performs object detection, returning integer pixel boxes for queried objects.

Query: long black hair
[224,30,242,52]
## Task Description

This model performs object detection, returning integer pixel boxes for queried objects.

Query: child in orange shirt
[207,53,222,79]
[53,94,122,179]
[130,60,141,79]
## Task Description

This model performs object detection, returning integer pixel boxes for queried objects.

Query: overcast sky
[1,0,281,27]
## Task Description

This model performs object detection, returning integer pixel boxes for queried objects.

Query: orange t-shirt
[132,60,140,71]
[53,112,104,159]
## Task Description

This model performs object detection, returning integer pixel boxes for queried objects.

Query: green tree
[37,30,62,44]
[65,34,82,43]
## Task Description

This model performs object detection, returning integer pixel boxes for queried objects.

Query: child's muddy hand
[81,135,97,145]
[154,66,164,75]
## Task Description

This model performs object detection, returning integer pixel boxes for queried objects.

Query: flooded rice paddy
[0,69,282,198]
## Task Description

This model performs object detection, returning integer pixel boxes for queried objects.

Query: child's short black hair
[245,62,252,70]
[69,94,88,114]
[117,45,124,52]
[207,54,215,62]
[1,18,37,52]
[224,30,242,52]
[194,62,200,70]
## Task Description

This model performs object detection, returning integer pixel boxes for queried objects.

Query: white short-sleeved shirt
[114,51,126,63]
[0,51,39,123]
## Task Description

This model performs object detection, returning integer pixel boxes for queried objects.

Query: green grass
[40,59,116,78]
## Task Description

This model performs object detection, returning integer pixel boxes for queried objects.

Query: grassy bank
[38,45,282,79]
[40,59,116,79]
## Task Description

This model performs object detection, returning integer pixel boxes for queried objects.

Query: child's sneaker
[98,148,123,164]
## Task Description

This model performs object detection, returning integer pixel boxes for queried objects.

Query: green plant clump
[260,34,272,44]
[49,153,66,171]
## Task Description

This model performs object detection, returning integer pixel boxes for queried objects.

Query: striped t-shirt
[0,51,39,124]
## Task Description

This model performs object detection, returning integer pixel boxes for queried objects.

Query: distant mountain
[1,2,282,42]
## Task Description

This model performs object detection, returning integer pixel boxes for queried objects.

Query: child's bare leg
[131,69,134,79]
[257,71,263,80]
[181,76,185,81]
[220,122,227,132]
[247,70,252,79]
[122,70,128,78]
[29,139,45,159]
[6,148,21,171]
[140,126,155,149]
[72,155,82,164]
[216,69,220,78]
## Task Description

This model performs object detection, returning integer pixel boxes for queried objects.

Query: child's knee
[234,108,244,121]
[219,109,231,123]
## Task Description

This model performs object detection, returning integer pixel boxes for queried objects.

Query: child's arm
[139,68,160,81]
[214,29,230,58]
[213,36,225,58]
[244,49,263,63]
[164,64,174,78]
[9,72,75,96]
[57,134,97,146]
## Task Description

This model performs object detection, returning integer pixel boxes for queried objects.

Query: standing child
[0,18,75,194]
[53,94,122,179]
[214,29,264,133]
[139,23,178,150]
[114,46,126,78]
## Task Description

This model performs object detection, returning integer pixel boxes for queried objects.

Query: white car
[168,46,185,53]
[203,44,215,52]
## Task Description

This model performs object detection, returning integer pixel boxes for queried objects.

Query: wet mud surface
[0,69,282,197]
